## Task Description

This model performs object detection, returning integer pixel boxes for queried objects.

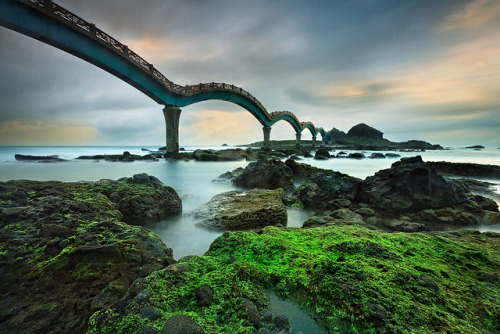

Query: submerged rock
[194,188,287,230]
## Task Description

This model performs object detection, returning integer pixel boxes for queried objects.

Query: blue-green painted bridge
[0,0,332,153]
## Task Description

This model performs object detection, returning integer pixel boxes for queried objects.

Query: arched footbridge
[0,0,332,153]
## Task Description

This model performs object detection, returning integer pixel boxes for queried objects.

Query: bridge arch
[0,0,327,152]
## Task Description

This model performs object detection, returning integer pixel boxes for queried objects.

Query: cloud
[445,0,500,30]
[0,120,96,145]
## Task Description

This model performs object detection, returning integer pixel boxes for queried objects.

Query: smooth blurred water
[0,146,499,258]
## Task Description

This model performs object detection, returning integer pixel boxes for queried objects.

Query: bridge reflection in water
[0,0,333,153]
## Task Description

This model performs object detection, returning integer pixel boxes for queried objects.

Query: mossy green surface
[89,225,499,333]
[0,178,175,333]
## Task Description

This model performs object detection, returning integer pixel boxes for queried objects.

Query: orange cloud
[0,120,96,145]
[124,37,220,63]
[322,32,500,105]
[185,109,260,145]
[445,0,500,30]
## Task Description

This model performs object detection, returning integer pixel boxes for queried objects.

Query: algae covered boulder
[0,177,177,334]
[194,188,287,230]
[95,173,182,225]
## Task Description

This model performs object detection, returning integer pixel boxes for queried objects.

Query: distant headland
[243,123,444,151]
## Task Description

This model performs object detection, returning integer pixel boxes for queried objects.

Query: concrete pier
[312,135,317,148]
[262,126,271,151]
[163,105,182,155]
[295,133,302,150]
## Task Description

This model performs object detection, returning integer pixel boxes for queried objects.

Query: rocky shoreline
[1,157,499,333]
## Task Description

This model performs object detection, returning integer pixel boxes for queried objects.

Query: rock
[346,123,383,140]
[302,216,326,228]
[428,161,500,179]
[385,153,401,158]
[239,298,262,329]
[347,152,365,159]
[370,153,385,159]
[472,195,499,212]
[382,218,425,232]
[2,206,28,216]
[0,178,176,334]
[418,274,439,292]
[354,207,376,218]
[195,284,214,307]
[466,145,485,149]
[232,158,294,191]
[328,208,364,223]
[294,172,360,210]
[194,189,287,230]
[161,315,204,334]
[273,314,291,332]
[91,280,129,312]
[39,224,75,239]
[314,148,330,160]
[368,303,389,321]
[72,244,123,262]
[14,154,64,161]
[357,156,468,213]
[100,174,182,225]
[193,149,247,161]
[139,306,162,320]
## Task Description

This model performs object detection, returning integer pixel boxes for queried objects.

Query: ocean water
[0,146,499,259]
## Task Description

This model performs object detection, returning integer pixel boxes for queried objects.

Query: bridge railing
[22,0,327,138]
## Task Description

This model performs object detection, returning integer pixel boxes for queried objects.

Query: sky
[0,0,499,148]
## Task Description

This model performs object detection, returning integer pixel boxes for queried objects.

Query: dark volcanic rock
[428,161,500,179]
[346,123,383,140]
[232,158,294,191]
[294,172,361,210]
[162,315,205,334]
[0,177,176,334]
[357,156,468,213]
[99,174,182,225]
[314,148,331,160]
[15,154,65,162]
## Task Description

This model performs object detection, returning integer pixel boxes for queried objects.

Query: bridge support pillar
[295,133,302,151]
[312,135,317,148]
[163,105,182,155]
[262,126,271,151]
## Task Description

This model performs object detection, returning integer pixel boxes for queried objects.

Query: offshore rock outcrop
[0,175,178,334]
[193,188,287,230]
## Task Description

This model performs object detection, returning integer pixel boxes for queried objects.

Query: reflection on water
[267,291,325,334]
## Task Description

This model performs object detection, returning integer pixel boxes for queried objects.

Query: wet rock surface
[0,175,177,334]
[194,188,287,230]
[357,156,469,212]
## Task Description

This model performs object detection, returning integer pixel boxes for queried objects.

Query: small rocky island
[1,156,499,333]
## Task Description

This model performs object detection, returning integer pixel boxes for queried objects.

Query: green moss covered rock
[89,225,499,333]
[0,175,178,333]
